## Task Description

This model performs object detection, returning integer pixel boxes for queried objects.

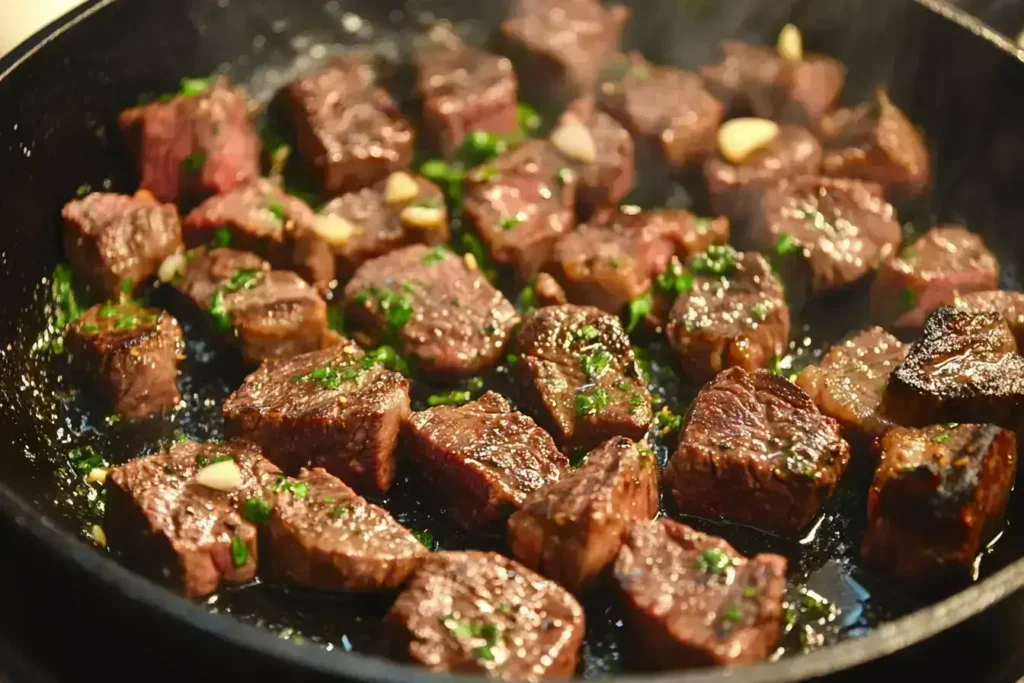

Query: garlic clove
[400,205,446,231]
[717,118,780,165]
[87,467,108,485]
[778,24,803,62]
[195,459,244,492]
[551,122,598,164]
[463,252,479,272]
[312,214,358,246]
[384,171,421,205]
[158,251,187,283]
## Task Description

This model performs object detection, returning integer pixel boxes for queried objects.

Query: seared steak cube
[119,77,260,203]
[551,97,635,218]
[598,52,724,169]
[757,176,901,300]
[614,520,787,669]
[105,439,281,597]
[863,424,1017,586]
[883,306,1024,430]
[949,290,1024,347]
[66,303,184,419]
[183,179,335,290]
[666,248,789,382]
[516,304,652,450]
[415,40,519,157]
[343,244,518,376]
[819,90,930,201]
[797,327,908,440]
[386,550,585,678]
[404,392,568,528]
[508,436,658,592]
[267,467,427,590]
[701,39,845,127]
[288,57,414,194]
[318,171,449,283]
[871,225,998,328]
[665,367,851,532]
[223,341,410,493]
[499,0,629,106]
[174,248,328,364]
[62,191,183,298]
[548,207,728,314]
[462,140,577,281]
[704,124,822,223]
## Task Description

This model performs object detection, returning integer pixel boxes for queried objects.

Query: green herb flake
[230,535,249,568]
[656,407,682,435]
[175,433,189,443]
[775,233,799,256]
[365,345,410,376]
[691,244,738,277]
[209,289,230,332]
[331,504,350,519]
[517,283,536,314]
[412,528,435,549]
[69,445,107,473]
[114,316,139,330]
[356,286,414,333]
[751,302,769,321]
[505,353,518,368]
[267,200,287,222]
[243,497,272,523]
[120,277,134,296]
[182,151,207,175]
[784,450,817,480]
[744,586,757,598]
[517,103,542,133]
[902,287,918,311]
[576,325,600,342]
[932,433,949,444]
[694,547,733,575]
[499,213,525,231]
[723,605,743,624]
[575,387,610,416]
[427,390,472,407]
[580,349,613,379]
[76,183,92,197]
[626,291,653,333]
[273,477,309,498]
[422,245,450,265]
[655,258,693,297]
[179,76,214,97]
[82,324,100,332]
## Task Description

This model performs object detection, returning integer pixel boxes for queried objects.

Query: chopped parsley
[638,443,655,469]
[902,287,917,311]
[213,227,232,248]
[294,359,372,390]
[182,151,207,175]
[76,183,92,197]
[784,450,817,480]
[556,167,575,186]
[654,258,693,297]
[751,302,769,321]
[243,497,272,523]
[365,345,410,376]
[575,387,610,416]
[331,504,350,518]
[775,233,799,256]
[517,282,536,314]
[690,244,738,277]
[208,268,262,332]
[179,76,215,97]
[267,200,287,222]
[442,616,504,662]
[723,605,743,624]
[517,102,542,133]
[694,547,733,575]
[799,589,837,622]
[43,263,85,353]
[656,407,682,435]
[422,245,450,265]
[580,349,613,379]
[195,453,233,467]
[576,325,600,342]
[744,586,757,598]
[230,535,249,567]
[932,433,949,444]
[427,389,472,407]
[459,130,509,166]
[69,445,106,473]
[626,291,653,333]
[412,528,436,549]
[273,477,309,498]
[353,286,414,333]
[499,212,525,231]
[175,433,189,443]
[327,306,345,333]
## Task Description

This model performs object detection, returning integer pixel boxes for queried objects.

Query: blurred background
[0,0,84,55]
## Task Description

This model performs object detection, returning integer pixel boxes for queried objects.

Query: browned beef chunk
[533,272,568,307]
[118,77,260,203]
[105,439,281,597]
[552,97,635,218]
[704,124,821,222]
[66,303,184,419]
[666,368,851,532]
[405,392,567,528]
[614,520,787,669]
[288,57,414,194]
[415,39,519,157]
[548,207,728,314]
[797,327,908,440]
[343,244,518,376]
[462,140,577,281]
[62,191,183,298]
[757,176,901,301]
[266,467,427,590]
[508,436,658,592]
[871,226,998,328]
[863,424,1017,586]
[819,90,930,201]
[318,171,449,282]
[386,550,585,678]
[223,341,410,493]
[701,39,845,127]
[949,290,1024,347]
[516,305,652,450]
[499,0,629,106]
[183,178,335,290]
[883,307,1024,430]
[174,248,328,364]
[666,248,789,382]
[598,52,723,169]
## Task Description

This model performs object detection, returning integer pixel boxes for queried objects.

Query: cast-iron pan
[2,0,1024,680]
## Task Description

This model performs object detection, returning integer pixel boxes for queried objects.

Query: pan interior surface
[2,0,1024,680]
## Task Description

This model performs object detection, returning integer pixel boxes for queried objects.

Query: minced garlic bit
[550,122,597,164]
[399,205,446,230]
[717,118,780,165]
[91,524,108,548]
[463,253,479,271]
[86,467,108,485]
[778,24,803,61]
[194,459,244,492]
[312,214,359,246]
[384,171,420,205]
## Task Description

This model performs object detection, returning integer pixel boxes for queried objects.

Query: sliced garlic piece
[550,122,597,164]
[463,253,479,272]
[778,23,803,62]
[384,171,420,205]
[312,214,358,246]
[195,459,244,492]
[158,251,187,283]
[717,118,780,165]
[91,524,107,548]
[400,205,446,231]
[86,467,108,485]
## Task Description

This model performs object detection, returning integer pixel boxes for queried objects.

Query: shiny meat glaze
[386,550,586,679]
[701,40,846,127]
[288,57,414,194]
[871,225,998,328]
[819,90,931,200]
[183,178,334,290]
[884,306,1024,429]
[318,173,449,282]
[797,327,909,440]
[404,391,568,528]
[666,250,789,382]
[549,207,728,314]
[66,303,185,419]
[508,436,659,592]
[222,342,410,493]
[175,247,328,364]
[343,244,518,376]
[666,368,851,532]
[463,139,577,281]
[118,77,260,204]
[557,97,635,217]
[949,289,1024,347]
[62,191,183,298]
[863,424,1017,586]
[267,467,427,591]
[613,520,787,669]
[105,439,281,598]
[597,51,723,168]
[516,304,652,450]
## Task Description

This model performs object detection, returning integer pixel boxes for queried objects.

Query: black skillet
[3,0,1024,681]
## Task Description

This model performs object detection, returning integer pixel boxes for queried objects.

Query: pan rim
[1,0,1023,680]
